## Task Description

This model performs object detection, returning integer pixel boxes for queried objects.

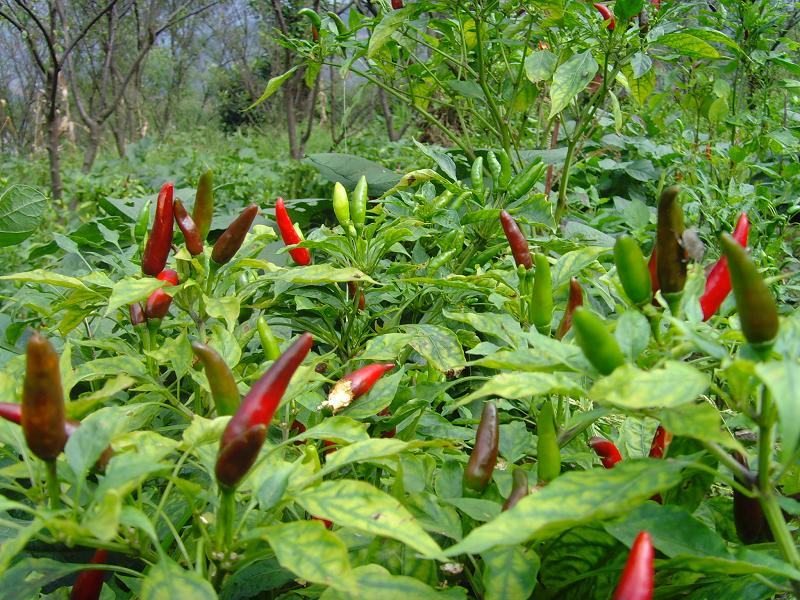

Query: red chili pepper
[347,281,366,311]
[648,425,673,458]
[648,249,660,295]
[556,277,583,340]
[593,3,615,30]
[70,549,108,600]
[22,332,67,462]
[324,363,396,412]
[650,0,661,8]
[588,436,622,468]
[499,210,533,270]
[216,333,313,488]
[211,204,259,265]
[312,515,333,529]
[699,212,749,321]
[142,183,174,276]
[377,407,396,438]
[129,303,145,326]
[502,469,529,511]
[173,199,203,256]
[145,270,179,320]
[275,197,311,266]
[611,531,654,600]
[391,0,404,8]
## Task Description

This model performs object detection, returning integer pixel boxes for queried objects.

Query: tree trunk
[82,122,102,173]
[47,113,63,202]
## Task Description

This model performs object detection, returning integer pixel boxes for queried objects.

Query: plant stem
[45,460,61,510]
[217,488,235,552]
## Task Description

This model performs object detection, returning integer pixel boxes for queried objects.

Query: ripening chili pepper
[731,451,770,544]
[275,197,311,266]
[499,210,533,270]
[502,469,529,511]
[611,531,654,600]
[257,317,281,361]
[211,204,259,266]
[192,342,240,416]
[332,182,351,226]
[486,151,503,191]
[537,401,561,483]
[648,425,672,458]
[593,3,615,30]
[350,175,368,230]
[647,249,660,295]
[614,236,652,306]
[141,183,174,276]
[463,402,499,492]
[193,170,214,241]
[496,149,512,191]
[655,186,687,312]
[572,308,625,375]
[589,436,622,468]
[532,253,553,334]
[507,160,545,201]
[556,278,583,340]
[145,269,179,320]
[216,333,313,488]
[298,9,322,40]
[324,363,396,413]
[720,232,779,351]
[699,212,750,321]
[22,332,67,462]
[173,199,203,256]
[391,0,404,8]
[471,156,484,198]
[70,549,108,600]
[129,303,145,327]
[347,281,365,311]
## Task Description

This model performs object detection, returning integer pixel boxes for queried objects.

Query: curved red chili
[70,549,108,600]
[347,281,366,311]
[391,0,403,8]
[588,436,622,468]
[648,249,660,295]
[141,183,174,276]
[593,3,615,30]
[611,531,654,600]
[173,199,203,256]
[216,333,313,488]
[145,270,179,320]
[324,363,396,412]
[556,277,583,340]
[275,197,312,266]
[699,212,749,321]
[499,210,533,270]
[648,425,672,458]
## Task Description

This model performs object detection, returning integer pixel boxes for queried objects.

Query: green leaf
[590,362,708,410]
[455,372,583,407]
[549,51,598,118]
[141,558,217,600]
[621,65,656,106]
[0,519,43,574]
[525,50,557,83]
[0,558,84,597]
[291,416,370,444]
[105,277,165,316]
[614,0,643,21]
[0,184,46,247]
[656,32,720,59]
[482,545,539,600]
[368,8,413,58]
[755,360,800,463]
[444,459,684,555]
[0,269,94,291]
[295,479,445,559]
[266,264,375,285]
[320,564,453,600]
[203,294,240,332]
[403,324,465,372]
[306,153,402,195]
[247,66,299,110]
[261,520,355,591]
[659,402,740,450]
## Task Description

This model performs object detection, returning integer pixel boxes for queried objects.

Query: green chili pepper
[428,249,456,274]
[193,170,214,241]
[332,182,351,226]
[191,341,240,416]
[507,160,545,200]
[655,186,686,312]
[350,175,368,229]
[134,199,151,243]
[531,253,553,334]
[463,402,499,492]
[326,11,348,35]
[614,236,652,306]
[572,307,625,375]
[257,317,281,361]
[720,232,779,352]
[486,151,502,190]
[471,156,484,197]
[496,149,512,191]
[536,401,560,484]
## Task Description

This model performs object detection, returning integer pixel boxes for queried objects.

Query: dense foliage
[1,0,799,599]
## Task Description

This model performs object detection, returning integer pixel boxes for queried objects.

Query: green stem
[217,488,235,552]
[45,460,61,510]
